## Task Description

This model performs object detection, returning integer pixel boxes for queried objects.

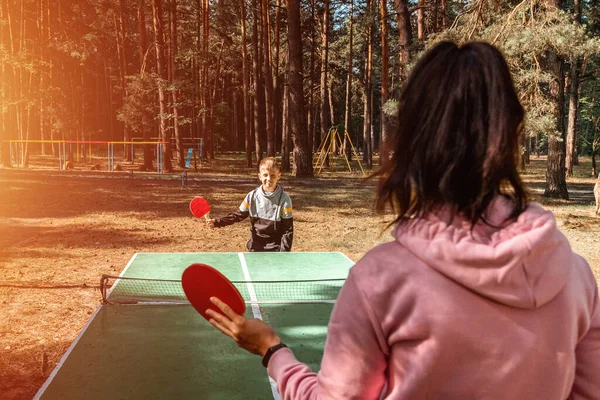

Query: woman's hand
[207,297,281,356]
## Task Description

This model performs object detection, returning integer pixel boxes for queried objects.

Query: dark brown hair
[376,41,527,227]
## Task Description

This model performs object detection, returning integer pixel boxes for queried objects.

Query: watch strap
[262,343,287,368]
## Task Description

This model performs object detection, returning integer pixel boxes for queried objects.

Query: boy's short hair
[259,157,279,171]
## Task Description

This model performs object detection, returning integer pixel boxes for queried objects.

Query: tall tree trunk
[343,0,353,160]
[0,0,6,165]
[592,113,599,177]
[286,0,312,176]
[9,0,22,165]
[18,0,23,152]
[565,0,581,177]
[565,58,580,177]
[16,0,23,165]
[38,0,45,156]
[320,0,330,150]
[105,59,114,144]
[46,0,52,155]
[261,0,275,156]
[210,42,224,156]
[139,0,153,170]
[233,89,240,150]
[395,0,412,80]
[308,0,316,152]
[525,133,531,164]
[519,126,526,170]
[170,0,184,167]
[117,0,131,160]
[441,0,447,29]
[432,0,438,32]
[4,0,17,163]
[78,67,84,163]
[281,52,290,172]
[240,0,252,167]
[194,0,201,148]
[543,0,568,198]
[543,61,568,198]
[274,0,282,152]
[252,0,264,162]
[328,78,335,127]
[380,0,390,165]
[22,7,33,167]
[362,0,373,169]
[417,0,425,40]
[202,0,212,159]
[95,60,102,157]
[152,0,173,172]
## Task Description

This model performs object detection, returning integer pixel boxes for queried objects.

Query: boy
[207,157,293,252]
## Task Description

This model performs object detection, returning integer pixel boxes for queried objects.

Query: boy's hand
[206,218,215,229]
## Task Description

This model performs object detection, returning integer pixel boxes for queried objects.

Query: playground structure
[131,137,204,170]
[313,125,365,175]
[5,132,366,177]
[6,138,204,173]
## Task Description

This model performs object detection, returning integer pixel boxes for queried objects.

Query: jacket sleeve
[280,218,293,251]
[569,280,600,400]
[267,270,388,399]
[213,210,249,227]
[280,196,293,251]
[214,193,251,228]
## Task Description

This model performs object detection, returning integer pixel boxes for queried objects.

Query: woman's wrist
[259,335,282,357]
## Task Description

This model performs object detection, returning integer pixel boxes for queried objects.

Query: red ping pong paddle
[181,263,246,321]
[190,197,211,220]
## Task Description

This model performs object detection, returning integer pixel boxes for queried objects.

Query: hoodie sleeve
[267,269,388,399]
[280,195,293,251]
[569,281,600,400]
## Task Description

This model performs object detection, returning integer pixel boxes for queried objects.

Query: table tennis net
[100,274,345,305]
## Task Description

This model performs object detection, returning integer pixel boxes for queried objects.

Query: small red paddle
[189,197,211,220]
[181,263,246,321]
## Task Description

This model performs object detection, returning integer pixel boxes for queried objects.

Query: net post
[100,275,109,304]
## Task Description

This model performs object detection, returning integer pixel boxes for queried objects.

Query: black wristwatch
[262,343,287,368]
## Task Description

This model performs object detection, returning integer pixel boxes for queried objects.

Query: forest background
[2,0,600,398]
[1,0,600,195]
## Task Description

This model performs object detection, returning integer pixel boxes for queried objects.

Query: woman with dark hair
[206,41,600,399]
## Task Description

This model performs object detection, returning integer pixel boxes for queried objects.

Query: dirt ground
[1,154,599,399]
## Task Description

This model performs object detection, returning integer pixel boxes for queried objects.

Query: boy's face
[258,166,281,192]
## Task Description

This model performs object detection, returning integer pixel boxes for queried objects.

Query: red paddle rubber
[181,263,246,321]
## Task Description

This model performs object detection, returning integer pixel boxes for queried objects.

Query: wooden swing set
[313,125,365,175]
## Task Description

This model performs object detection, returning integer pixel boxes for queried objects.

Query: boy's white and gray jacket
[213,184,293,251]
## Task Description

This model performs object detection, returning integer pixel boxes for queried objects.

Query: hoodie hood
[393,197,572,309]
[260,183,283,199]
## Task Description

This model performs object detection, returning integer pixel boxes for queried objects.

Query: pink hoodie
[268,198,600,399]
